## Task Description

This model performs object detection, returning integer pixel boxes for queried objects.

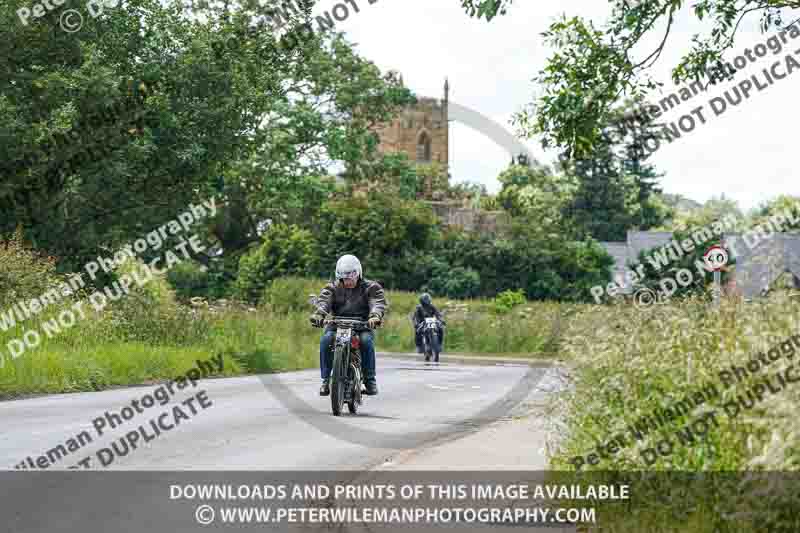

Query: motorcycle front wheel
[331,345,347,416]
[348,363,360,414]
[424,331,433,362]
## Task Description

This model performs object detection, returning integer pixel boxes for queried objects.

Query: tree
[659,193,704,213]
[480,195,502,211]
[496,164,576,224]
[415,162,450,199]
[341,153,420,200]
[313,194,439,289]
[748,195,800,231]
[654,194,744,232]
[616,103,673,230]
[448,181,487,200]
[458,0,513,21]
[1,0,412,276]
[458,0,800,158]
[562,152,636,242]
[433,220,614,301]
[559,103,672,240]
[234,224,319,304]
[204,24,414,262]
[428,266,482,299]
[3,0,294,272]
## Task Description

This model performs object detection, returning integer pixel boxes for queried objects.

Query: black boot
[320,379,330,396]
[364,377,378,395]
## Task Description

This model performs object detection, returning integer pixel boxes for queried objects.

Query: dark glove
[368,315,381,329]
[310,313,324,328]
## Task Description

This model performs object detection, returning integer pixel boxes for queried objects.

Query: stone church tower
[373,75,450,175]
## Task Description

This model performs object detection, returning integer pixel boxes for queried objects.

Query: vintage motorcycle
[418,316,443,363]
[309,295,377,416]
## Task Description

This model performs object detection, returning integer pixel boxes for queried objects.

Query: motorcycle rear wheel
[331,345,347,416]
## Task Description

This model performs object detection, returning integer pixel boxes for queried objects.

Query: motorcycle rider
[413,293,445,354]
[310,255,386,397]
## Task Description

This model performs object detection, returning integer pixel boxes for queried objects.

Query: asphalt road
[0,355,551,471]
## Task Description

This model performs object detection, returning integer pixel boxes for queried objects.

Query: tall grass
[549,291,800,531]
[0,263,241,398]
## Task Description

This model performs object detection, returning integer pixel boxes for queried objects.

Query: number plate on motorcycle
[336,328,352,345]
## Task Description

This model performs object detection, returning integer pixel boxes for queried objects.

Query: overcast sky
[315,0,800,211]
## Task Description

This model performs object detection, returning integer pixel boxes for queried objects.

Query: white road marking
[427,384,482,391]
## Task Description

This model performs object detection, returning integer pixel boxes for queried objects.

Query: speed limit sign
[703,245,729,272]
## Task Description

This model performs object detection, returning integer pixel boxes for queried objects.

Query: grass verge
[548,292,800,532]
[0,277,559,399]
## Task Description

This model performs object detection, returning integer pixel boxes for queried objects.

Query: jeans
[320,328,376,381]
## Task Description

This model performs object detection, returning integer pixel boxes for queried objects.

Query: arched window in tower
[416,132,431,162]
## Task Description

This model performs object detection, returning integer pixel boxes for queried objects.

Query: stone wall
[425,201,507,234]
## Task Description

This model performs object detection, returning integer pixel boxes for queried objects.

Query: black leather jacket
[413,303,444,327]
[314,278,387,321]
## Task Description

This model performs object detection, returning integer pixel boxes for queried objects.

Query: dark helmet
[420,293,432,306]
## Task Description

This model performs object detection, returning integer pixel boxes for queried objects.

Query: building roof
[626,231,674,264]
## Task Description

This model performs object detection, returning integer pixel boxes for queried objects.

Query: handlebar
[317,316,379,330]
[325,317,368,327]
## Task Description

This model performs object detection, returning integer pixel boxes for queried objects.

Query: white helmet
[335,254,362,282]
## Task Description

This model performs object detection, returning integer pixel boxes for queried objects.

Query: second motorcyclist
[412,293,445,354]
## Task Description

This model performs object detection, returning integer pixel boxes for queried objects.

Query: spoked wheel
[348,364,360,414]
[331,345,347,416]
